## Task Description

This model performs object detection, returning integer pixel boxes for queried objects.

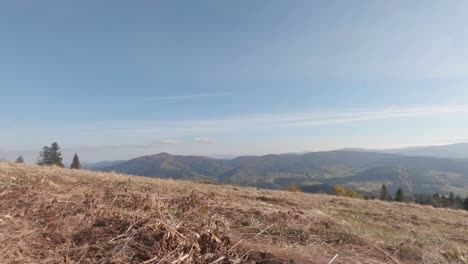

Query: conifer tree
[379,184,391,201]
[464,197,468,211]
[49,142,64,167]
[440,195,448,208]
[432,193,441,207]
[448,192,455,208]
[70,153,81,170]
[395,188,405,202]
[455,195,463,209]
[15,155,24,163]
[37,146,51,166]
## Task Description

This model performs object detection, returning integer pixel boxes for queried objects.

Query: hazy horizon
[3,141,468,163]
[3,1,468,162]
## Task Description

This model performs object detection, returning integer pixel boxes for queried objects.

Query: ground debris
[0,162,467,264]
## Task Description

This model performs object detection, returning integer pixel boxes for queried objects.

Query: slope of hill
[0,162,467,263]
[104,153,233,180]
[82,160,126,170]
[102,151,468,196]
[324,155,468,195]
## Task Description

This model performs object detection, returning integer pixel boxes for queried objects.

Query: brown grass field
[0,162,467,263]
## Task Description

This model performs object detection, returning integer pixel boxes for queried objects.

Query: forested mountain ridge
[102,150,468,196]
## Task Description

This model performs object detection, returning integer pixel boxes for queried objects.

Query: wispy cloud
[157,139,183,145]
[194,137,214,144]
[83,104,468,136]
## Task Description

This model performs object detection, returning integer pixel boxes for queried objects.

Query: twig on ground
[375,247,401,264]
[209,256,226,264]
[328,254,339,264]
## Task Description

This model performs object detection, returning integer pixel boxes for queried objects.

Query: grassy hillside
[102,151,468,196]
[1,162,467,263]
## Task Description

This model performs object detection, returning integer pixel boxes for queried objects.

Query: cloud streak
[157,139,183,145]
[194,137,214,144]
[81,104,468,136]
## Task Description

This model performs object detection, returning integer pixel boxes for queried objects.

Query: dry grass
[0,162,467,264]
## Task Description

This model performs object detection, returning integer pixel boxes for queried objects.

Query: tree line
[15,142,81,169]
[334,183,468,211]
[376,184,468,210]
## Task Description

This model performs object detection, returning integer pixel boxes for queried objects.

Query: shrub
[285,183,302,192]
[333,185,364,199]
[15,156,24,163]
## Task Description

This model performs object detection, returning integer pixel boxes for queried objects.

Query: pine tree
[49,142,64,167]
[15,155,24,163]
[464,197,468,211]
[37,146,51,166]
[440,195,448,208]
[70,153,81,169]
[395,188,405,202]
[432,193,441,207]
[379,184,391,201]
[448,192,455,208]
[455,195,463,209]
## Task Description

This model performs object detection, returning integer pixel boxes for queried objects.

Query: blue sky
[2,1,468,162]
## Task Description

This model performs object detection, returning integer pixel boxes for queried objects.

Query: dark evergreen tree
[49,142,64,167]
[455,195,463,209]
[464,197,468,211]
[395,188,405,202]
[448,192,455,208]
[440,195,448,208]
[37,146,52,166]
[70,153,81,170]
[15,155,24,163]
[379,184,391,201]
[432,193,440,207]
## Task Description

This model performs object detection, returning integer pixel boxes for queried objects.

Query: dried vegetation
[0,162,467,263]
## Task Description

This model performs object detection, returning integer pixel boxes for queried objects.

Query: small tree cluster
[374,184,468,211]
[414,192,466,209]
[36,142,83,170]
[37,142,64,167]
[329,182,468,211]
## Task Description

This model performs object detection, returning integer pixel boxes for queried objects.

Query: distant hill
[102,153,232,181]
[343,142,468,159]
[101,150,468,196]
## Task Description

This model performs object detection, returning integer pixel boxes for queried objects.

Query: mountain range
[100,145,468,196]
